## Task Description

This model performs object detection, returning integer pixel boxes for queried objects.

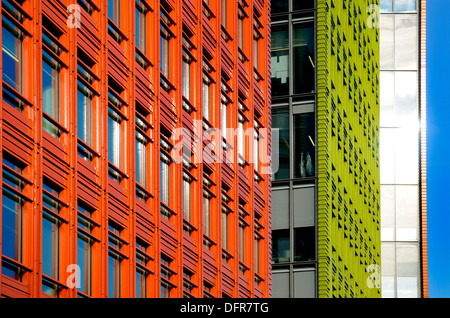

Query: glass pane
[108,108,121,167]
[272,229,290,263]
[77,234,92,295]
[2,189,22,261]
[271,24,289,97]
[380,128,395,184]
[272,108,290,180]
[42,51,60,120]
[395,15,417,70]
[395,185,418,241]
[136,136,147,187]
[380,71,395,127]
[381,242,395,276]
[77,82,92,145]
[293,22,315,94]
[293,112,315,178]
[382,276,395,298]
[293,0,314,11]
[380,185,395,241]
[396,243,419,298]
[42,212,59,280]
[394,71,418,129]
[395,127,418,185]
[380,0,393,12]
[293,227,315,261]
[108,252,121,298]
[2,21,22,92]
[395,0,416,12]
[271,0,288,14]
[380,15,394,70]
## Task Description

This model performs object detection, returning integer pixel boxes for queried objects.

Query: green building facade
[271,0,380,298]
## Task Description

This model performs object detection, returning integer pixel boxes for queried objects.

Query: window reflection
[271,25,289,97]
[272,229,290,264]
[395,0,416,12]
[395,15,417,70]
[294,112,315,179]
[293,22,315,94]
[380,15,394,70]
[293,227,315,262]
[272,108,290,180]
[380,0,393,12]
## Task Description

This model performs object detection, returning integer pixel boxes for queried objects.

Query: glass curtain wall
[379,0,421,298]
[270,0,316,298]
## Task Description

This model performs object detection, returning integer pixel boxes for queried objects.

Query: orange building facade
[0,0,272,298]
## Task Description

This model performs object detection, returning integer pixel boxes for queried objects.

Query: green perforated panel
[316,0,381,298]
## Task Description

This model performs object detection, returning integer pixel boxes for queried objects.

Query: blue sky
[427,0,450,298]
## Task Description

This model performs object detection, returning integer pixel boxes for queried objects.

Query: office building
[270,0,381,298]
[0,0,272,298]
[379,0,428,298]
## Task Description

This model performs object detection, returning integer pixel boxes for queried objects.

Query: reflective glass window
[380,15,394,70]
[272,108,290,180]
[395,0,416,12]
[293,112,315,178]
[293,21,315,94]
[395,15,417,70]
[271,25,289,97]
[380,0,393,12]
[272,229,290,264]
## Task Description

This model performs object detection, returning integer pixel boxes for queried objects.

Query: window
[182,32,195,101]
[77,51,97,163]
[161,256,173,298]
[108,222,124,298]
[293,21,315,94]
[136,121,148,188]
[254,234,260,275]
[203,191,211,237]
[136,239,149,298]
[108,106,122,168]
[42,18,65,138]
[271,24,289,96]
[203,176,212,242]
[238,114,245,166]
[293,112,315,178]
[254,121,260,173]
[2,0,24,110]
[160,152,170,206]
[239,220,245,264]
[160,7,174,91]
[183,270,194,297]
[42,179,63,297]
[182,172,192,222]
[78,0,94,15]
[221,93,228,140]
[272,229,290,264]
[293,227,315,262]
[135,0,147,53]
[272,107,290,180]
[202,72,211,121]
[108,0,120,27]
[395,0,416,12]
[221,0,227,28]
[221,188,230,253]
[77,232,92,296]
[1,154,26,281]
[238,8,244,50]
[77,202,96,296]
